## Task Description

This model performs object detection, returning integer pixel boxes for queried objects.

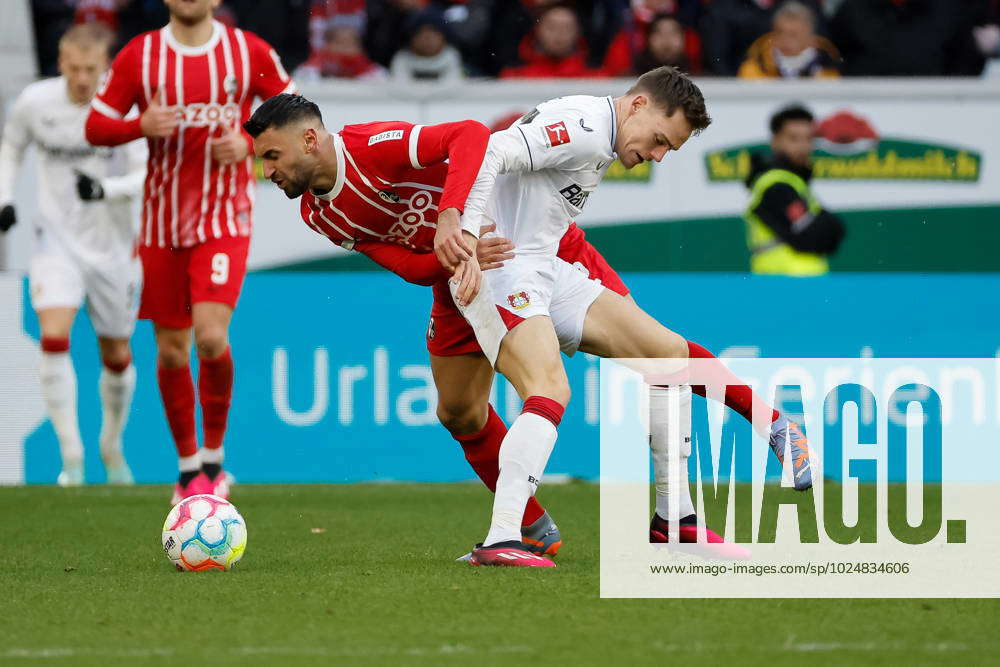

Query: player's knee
[531,370,570,407]
[156,335,189,369]
[157,345,187,369]
[436,402,485,436]
[99,339,131,369]
[659,329,688,358]
[194,327,228,359]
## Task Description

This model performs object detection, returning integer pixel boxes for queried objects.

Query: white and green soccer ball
[162,494,247,571]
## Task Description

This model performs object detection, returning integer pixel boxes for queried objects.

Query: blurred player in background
[84,0,295,503]
[0,24,145,486]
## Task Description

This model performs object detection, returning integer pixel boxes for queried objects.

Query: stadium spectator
[744,105,845,276]
[831,0,986,76]
[738,1,840,78]
[631,0,704,30]
[364,0,427,67]
[439,0,494,75]
[701,0,826,76]
[633,14,693,74]
[500,4,605,78]
[390,9,465,82]
[296,19,387,80]
[309,0,366,52]
[74,0,127,31]
[626,0,704,72]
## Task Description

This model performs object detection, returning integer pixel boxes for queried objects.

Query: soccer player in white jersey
[0,24,145,486]
[440,67,812,566]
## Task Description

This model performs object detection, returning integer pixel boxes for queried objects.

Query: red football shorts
[138,236,250,329]
[426,235,629,357]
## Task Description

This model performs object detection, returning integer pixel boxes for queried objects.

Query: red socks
[686,340,779,424]
[199,347,234,451]
[157,364,198,458]
[522,395,565,427]
[40,336,70,353]
[455,404,546,526]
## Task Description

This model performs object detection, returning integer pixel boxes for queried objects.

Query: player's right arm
[0,87,34,232]
[85,42,177,146]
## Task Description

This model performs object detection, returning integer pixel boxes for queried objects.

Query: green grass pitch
[1,483,997,666]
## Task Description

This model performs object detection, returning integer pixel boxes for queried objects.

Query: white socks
[201,446,224,465]
[99,363,136,468]
[178,451,202,473]
[484,412,558,546]
[650,385,694,521]
[39,351,84,469]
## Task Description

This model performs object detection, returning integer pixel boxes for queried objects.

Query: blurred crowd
[33,0,1000,82]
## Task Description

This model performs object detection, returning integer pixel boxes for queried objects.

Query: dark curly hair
[243,93,324,137]
[627,66,711,134]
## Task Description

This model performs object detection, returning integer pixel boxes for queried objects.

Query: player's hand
[74,170,105,201]
[210,127,250,165]
[434,207,472,269]
[0,204,15,233]
[140,87,178,139]
[476,223,514,271]
[451,231,482,306]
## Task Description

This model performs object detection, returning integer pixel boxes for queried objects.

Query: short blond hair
[59,23,115,55]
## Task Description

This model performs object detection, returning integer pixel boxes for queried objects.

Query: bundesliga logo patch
[508,292,530,309]
[544,121,571,148]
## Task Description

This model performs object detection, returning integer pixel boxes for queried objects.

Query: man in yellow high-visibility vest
[744,104,845,275]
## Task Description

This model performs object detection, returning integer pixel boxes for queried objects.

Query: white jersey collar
[162,20,223,57]
[606,96,617,155]
[314,134,347,201]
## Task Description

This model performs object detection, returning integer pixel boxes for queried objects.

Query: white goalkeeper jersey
[0,77,145,265]
[461,95,617,256]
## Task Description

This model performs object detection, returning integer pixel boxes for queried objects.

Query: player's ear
[631,94,648,115]
[302,127,318,154]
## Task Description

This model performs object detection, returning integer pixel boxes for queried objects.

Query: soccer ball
[161,494,247,571]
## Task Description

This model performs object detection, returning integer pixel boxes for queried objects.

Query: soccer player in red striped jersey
[245,95,795,565]
[84,0,295,503]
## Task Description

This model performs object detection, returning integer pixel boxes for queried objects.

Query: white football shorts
[452,254,605,366]
[29,250,141,338]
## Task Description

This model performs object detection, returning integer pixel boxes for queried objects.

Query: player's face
[615,96,693,169]
[771,119,815,168]
[254,126,316,200]
[58,44,109,105]
[164,0,221,25]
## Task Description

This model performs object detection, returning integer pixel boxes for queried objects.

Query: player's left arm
[411,120,491,267]
[354,240,450,286]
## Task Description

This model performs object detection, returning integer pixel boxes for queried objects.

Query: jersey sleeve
[245,31,296,101]
[0,88,33,205]
[354,240,449,286]
[86,42,144,145]
[410,121,491,213]
[508,106,610,172]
